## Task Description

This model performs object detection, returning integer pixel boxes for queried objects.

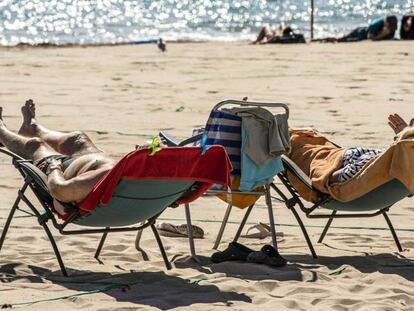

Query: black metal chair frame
[0,148,172,277]
[272,155,404,256]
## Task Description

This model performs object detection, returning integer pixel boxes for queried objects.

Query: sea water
[0,0,413,46]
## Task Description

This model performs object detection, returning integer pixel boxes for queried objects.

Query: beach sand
[0,41,413,310]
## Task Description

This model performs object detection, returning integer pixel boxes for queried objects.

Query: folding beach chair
[271,154,412,256]
[0,145,231,276]
[160,99,291,262]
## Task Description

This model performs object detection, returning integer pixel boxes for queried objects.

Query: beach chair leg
[0,183,29,252]
[19,191,68,276]
[213,202,233,250]
[0,196,20,252]
[94,230,109,260]
[290,206,317,259]
[41,221,68,277]
[135,225,149,261]
[265,185,278,250]
[318,211,337,243]
[383,212,403,252]
[233,204,255,243]
[185,203,201,264]
[151,224,172,270]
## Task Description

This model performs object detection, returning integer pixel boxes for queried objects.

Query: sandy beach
[0,41,414,310]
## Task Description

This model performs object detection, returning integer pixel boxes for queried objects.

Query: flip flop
[241,222,284,239]
[156,223,204,239]
[246,245,287,267]
[211,242,254,263]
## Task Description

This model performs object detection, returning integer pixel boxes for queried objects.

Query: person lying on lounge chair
[288,113,414,185]
[329,114,413,183]
[0,100,116,215]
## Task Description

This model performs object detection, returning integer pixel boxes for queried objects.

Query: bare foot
[18,99,38,137]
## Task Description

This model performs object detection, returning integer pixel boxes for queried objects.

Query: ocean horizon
[0,0,413,46]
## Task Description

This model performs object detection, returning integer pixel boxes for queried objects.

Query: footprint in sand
[328,110,340,117]
[321,96,333,101]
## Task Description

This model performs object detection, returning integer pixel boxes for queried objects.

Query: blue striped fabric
[205,109,241,175]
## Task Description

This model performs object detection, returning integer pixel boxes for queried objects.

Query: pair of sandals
[211,242,287,267]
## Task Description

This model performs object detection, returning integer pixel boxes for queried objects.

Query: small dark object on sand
[158,38,166,52]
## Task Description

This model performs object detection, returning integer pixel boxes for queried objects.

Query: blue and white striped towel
[205,109,242,175]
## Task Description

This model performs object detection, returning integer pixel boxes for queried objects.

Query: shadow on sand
[0,263,251,309]
[173,251,414,283]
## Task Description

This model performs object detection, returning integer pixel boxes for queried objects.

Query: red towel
[79,146,232,212]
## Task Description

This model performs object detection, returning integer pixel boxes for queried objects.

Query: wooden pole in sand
[310,0,314,40]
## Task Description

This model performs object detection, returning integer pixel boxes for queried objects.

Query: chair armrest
[178,133,203,146]
[280,155,314,190]
[159,131,203,147]
[159,131,180,146]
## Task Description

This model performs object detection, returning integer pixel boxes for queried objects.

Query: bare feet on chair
[18,99,38,137]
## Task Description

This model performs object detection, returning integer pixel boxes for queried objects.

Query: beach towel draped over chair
[0,145,232,276]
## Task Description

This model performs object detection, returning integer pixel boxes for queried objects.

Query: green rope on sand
[1,208,414,232]
[157,217,414,233]
[189,275,208,285]
[1,280,143,307]
[328,266,346,275]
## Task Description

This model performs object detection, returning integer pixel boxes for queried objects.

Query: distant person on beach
[401,16,414,39]
[0,100,116,215]
[316,15,398,42]
[254,23,305,44]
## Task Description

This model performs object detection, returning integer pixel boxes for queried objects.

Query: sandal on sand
[241,222,283,239]
[211,242,254,263]
[156,223,204,239]
[246,245,287,267]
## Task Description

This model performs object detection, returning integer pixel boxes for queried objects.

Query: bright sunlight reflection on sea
[0,0,412,45]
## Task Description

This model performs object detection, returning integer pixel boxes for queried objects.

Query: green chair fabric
[74,179,194,227]
[323,179,411,212]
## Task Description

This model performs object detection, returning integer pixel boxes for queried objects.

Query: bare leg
[0,107,58,163]
[255,26,274,44]
[18,100,102,157]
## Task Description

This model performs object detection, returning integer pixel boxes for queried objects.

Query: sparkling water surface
[0,0,413,46]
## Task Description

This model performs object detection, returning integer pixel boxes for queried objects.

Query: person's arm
[47,162,110,203]
[368,26,391,40]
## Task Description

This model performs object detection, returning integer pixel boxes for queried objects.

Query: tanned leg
[0,107,57,163]
[18,99,102,157]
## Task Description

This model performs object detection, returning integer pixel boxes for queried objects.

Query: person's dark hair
[385,15,398,30]
[400,16,414,39]
[282,26,293,37]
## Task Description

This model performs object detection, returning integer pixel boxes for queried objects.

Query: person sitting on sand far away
[401,15,414,40]
[254,23,296,44]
